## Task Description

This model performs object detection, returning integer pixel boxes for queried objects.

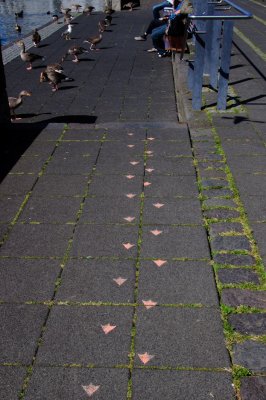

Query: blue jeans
[151,23,167,55]
[153,1,172,20]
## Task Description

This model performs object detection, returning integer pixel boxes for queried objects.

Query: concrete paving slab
[37,306,133,366]
[0,304,48,363]
[44,154,96,175]
[71,224,139,257]
[0,366,26,400]
[141,226,210,259]
[132,370,234,400]
[222,289,266,309]
[142,198,203,225]
[88,175,143,196]
[250,222,266,256]
[25,366,128,400]
[145,157,195,176]
[0,259,60,302]
[137,260,218,305]
[135,307,230,368]
[145,141,192,158]
[10,156,48,174]
[142,176,199,198]
[79,196,141,224]
[56,259,136,303]
[18,196,81,223]
[217,268,260,285]
[0,174,37,196]
[0,195,24,223]
[0,224,73,257]
[95,157,144,175]
[33,174,89,196]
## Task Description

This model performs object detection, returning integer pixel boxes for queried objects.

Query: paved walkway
[0,1,265,399]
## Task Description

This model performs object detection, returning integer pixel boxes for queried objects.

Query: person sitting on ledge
[135,0,185,57]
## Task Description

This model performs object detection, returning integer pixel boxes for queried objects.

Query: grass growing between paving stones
[189,118,266,396]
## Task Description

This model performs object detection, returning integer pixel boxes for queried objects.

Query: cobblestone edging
[2,15,77,65]
[189,126,266,396]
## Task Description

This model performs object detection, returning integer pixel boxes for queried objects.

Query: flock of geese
[8,3,125,119]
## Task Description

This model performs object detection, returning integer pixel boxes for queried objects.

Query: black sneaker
[134,35,146,41]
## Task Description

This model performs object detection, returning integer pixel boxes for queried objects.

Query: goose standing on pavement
[62,45,89,62]
[84,33,103,50]
[40,69,73,92]
[17,41,45,70]
[32,29,41,47]
[83,6,95,15]
[98,20,107,33]
[8,90,32,120]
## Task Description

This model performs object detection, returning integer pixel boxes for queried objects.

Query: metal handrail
[189,0,252,20]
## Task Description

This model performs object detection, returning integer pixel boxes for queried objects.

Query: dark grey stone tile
[37,306,133,365]
[54,142,101,157]
[213,253,256,266]
[201,179,229,189]
[209,222,244,236]
[202,188,233,198]
[145,158,195,176]
[0,195,24,223]
[223,141,266,155]
[132,370,234,400]
[10,156,47,174]
[232,341,266,373]
[203,198,237,209]
[211,236,251,252]
[18,196,81,223]
[0,224,73,257]
[0,224,8,241]
[142,198,203,225]
[0,259,60,302]
[33,175,89,196]
[242,196,266,221]
[89,175,143,196]
[235,174,266,196]
[146,141,192,157]
[80,196,141,224]
[222,289,266,309]
[199,169,227,179]
[135,307,230,368]
[240,376,266,400]
[226,155,266,173]
[25,367,128,400]
[217,268,260,285]
[44,155,96,175]
[0,366,26,400]
[251,223,266,256]
[229,314,266,335]
[96,157,144,174]
[143,176,199,197]
[0,174,38,196]
[22,141,57,157]
[138,260,218,305]
[0,304,48,363]
[56,259,136,303]
[71,225,139,257]
[100,141,144,156]
[63,130,105,140]
[204,209,240,220]
[141,226,210,259]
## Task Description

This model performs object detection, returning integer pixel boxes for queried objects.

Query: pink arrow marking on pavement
[128,133,134,136]
[146,150,153,155]
[144,182,151,187]
[126,193,137,198]
[126,175,135,179]
[82,384,100,397]
[123,243,135,250]
[146,168,154,173]
[142,300,157,309]
[101,324,116,335]
[127,144,135,148]
[113,277,127,286]
[138,352,154,365]
[130,161,140,166]
[153,203,165,208]
[153,259,167,267]
[150,229,163,236]
[147,137,155,141]
[124,216,135,222]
